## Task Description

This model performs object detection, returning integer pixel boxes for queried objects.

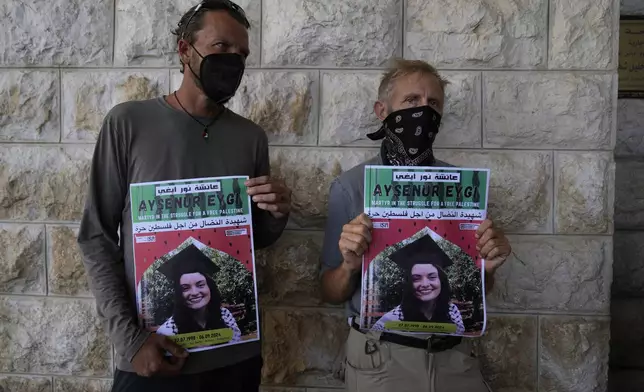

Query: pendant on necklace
[203,129,209,139]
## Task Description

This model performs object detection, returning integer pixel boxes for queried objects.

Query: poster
[619,17,644,98]
[130,176,259,353]
[360,165,490,337]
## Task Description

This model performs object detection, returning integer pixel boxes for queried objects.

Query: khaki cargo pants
[344,327,492,392]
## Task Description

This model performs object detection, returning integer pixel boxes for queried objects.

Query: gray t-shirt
[77,97,287,374]
[320,154,453,321]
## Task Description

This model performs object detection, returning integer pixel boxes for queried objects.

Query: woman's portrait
[371,234,464,333]
[155,244,242,342]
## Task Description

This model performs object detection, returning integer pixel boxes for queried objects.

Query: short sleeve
[320,178,354,274]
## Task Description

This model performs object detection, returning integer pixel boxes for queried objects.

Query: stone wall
[609,2,644,391]
[0,1,618,391]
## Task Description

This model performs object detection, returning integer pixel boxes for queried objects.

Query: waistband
[350,320,462,353]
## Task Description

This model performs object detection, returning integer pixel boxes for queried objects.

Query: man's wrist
[340,259,360,275]
[270,211,289,221]
[485,269,495,292]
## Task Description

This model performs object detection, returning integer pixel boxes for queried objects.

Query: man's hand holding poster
[360,165,490,337]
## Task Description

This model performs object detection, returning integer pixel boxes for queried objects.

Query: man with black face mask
[77,1,291,391]
[320,59,512,392]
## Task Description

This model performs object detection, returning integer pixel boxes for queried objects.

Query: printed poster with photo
[130,176,259,353]
[360,165,490,337]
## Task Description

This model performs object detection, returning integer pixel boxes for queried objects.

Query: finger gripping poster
[130,176,259,353]
[360,165,490,337]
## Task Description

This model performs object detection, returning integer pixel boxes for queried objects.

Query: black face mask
[366,105,442,166]
[187,46,245,104]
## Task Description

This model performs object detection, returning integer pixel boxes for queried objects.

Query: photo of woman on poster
[155,244,242,342]
[371,234,464,333]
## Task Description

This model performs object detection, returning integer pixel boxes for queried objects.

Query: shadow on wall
[608,4,644,387]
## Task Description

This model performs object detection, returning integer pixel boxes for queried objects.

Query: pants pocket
[344,329,392,392]
[345,329,391,371]
[433,347,490,392]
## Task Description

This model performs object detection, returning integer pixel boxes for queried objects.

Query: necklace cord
[173,91,223,139]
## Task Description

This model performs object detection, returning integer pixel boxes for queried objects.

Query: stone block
[613,231,644,297]
[48,226,90,297]
[54,378,112,392]
[0,146,92,221]
[115,0,261,67]
[227,71,319,145]
[318,72,382,147]
[475,315,537,392]
[438,72,483,147]
[539,316,609,392]
[616,99,644,157]
[262,308,348,387]
[0,297,111,376]
[0,0,112,66]
[610,298,644,369]
[555,152,614,234]
[269,147,378,229]
[0,224,45,294]
[483,72,614,149]
[437,150,553,233]
[615,160,644,229]
[0,71,60,142]
[488,236,611,313]
[62,70,169,142]
[549,0,617,69]
[318,71,482,147]
[622,0,644,15]
[256,231,324,306]
[0,375,52,392]
[405,0,547,68]
[262,0,403,67]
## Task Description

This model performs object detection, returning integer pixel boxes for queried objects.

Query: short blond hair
[377,58,450,102]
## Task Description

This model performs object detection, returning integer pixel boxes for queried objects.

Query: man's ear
[374,100,388,121]
[178,40,192,69]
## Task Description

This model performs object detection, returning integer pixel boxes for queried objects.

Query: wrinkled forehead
[390,72,445,97]
[194,10,249,44]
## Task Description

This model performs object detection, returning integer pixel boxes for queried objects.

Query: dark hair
[400,263,453,324]
[171,0,251,72]
[172,272,228,334]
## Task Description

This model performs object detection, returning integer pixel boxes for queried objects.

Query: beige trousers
[344,327,492,392]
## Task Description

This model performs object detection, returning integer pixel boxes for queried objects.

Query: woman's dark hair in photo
[389,234,455,323]
[400,264,453,323]
[157,244,229,334]
[172,274,227,334]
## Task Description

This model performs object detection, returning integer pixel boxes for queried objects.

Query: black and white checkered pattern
[371,303,465,334]
[157,307,242,342]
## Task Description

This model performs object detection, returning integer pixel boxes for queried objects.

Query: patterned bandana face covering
[366,105,442,166]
